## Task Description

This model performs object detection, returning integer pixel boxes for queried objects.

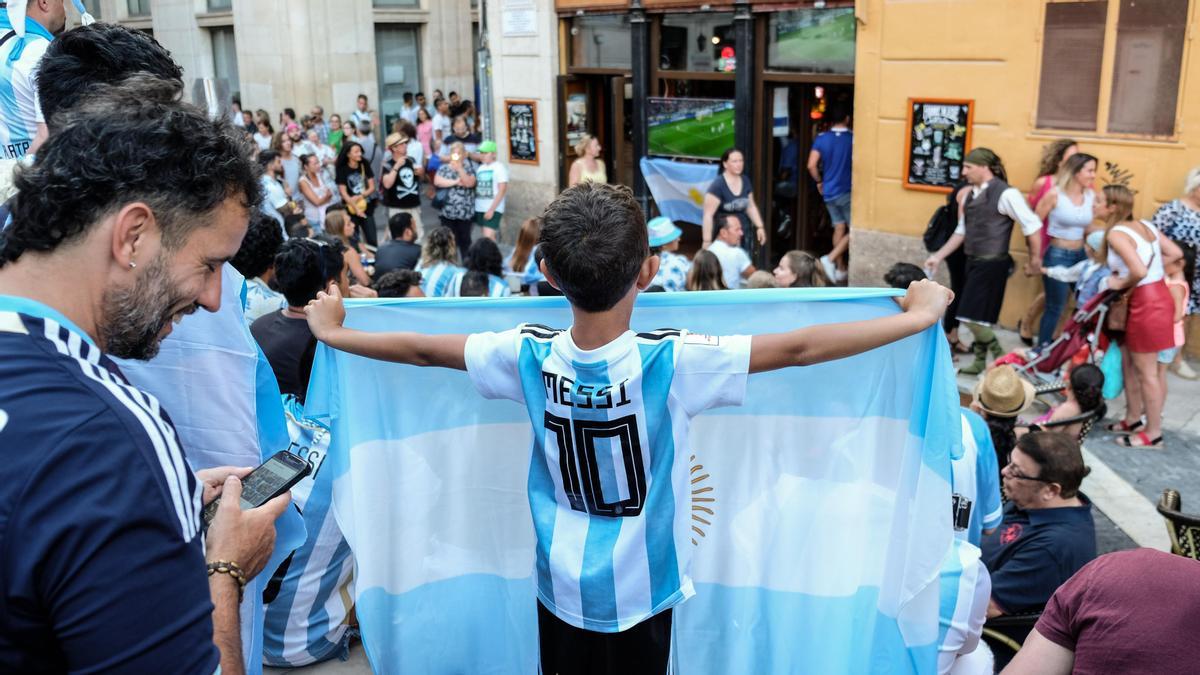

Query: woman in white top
[253,119,274,151]
[1033,153,1098,346]
[298,154,334,230]
[1102,185,1183,448]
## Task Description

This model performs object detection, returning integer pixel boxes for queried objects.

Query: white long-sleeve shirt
[954,181,1043,237]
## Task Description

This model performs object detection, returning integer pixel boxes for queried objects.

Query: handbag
[431,187,449,211]
[923,181,965,252]
[1105,291,1130,332]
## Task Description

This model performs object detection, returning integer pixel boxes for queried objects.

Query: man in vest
[926,148,1042,374]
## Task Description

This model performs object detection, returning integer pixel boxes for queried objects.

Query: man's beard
[100,256,193,361]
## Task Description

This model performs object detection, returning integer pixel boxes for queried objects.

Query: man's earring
[129,261,137,269]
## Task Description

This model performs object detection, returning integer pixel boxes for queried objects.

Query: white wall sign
[502,0,537,37]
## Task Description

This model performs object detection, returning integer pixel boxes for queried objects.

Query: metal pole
[477,0,494,140]
[630,2,651,216]
[732,0,759,262]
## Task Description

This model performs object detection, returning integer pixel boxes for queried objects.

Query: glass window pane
[374,25,422,134]
[373,0,420,6]
[659,13,736,73]
[766,8,856,74]
[211,27,240,102]
[570,15,632,70]
[1107,0,1188,136]
[207,0,233,12]
[127,0,151,16]
[1035,2,1107,131]
[81,0,101,20]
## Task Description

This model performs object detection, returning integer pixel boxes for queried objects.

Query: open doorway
[558,74,634,191]
[761,83,854,273]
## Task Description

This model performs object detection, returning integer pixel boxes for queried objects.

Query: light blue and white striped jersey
[263,398,353,667]
[465,325,751,632]
[415,261,462,297]
[955,410,1003,546]
[936,539,991,675]
[449,271,511,298]
[0,16,52,161]
[505,245,545,285]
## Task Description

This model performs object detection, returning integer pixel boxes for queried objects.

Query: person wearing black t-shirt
[381,131,424,239]
[374,213,422,280]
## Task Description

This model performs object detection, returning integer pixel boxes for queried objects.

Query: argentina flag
[639,157,719,226]
[304,288,958,674]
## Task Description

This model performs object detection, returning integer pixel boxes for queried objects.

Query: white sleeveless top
[1046,189,1094,241]
[1107,220,1164,286]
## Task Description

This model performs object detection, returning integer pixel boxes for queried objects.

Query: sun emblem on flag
[688,187,705,206]
[690,454,715,545]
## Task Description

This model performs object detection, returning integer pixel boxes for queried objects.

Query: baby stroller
[1013,288,1120,389]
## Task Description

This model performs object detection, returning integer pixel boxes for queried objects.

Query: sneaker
[1170,359,1198,380]
[835,268,848,283]
[820,255,837,282]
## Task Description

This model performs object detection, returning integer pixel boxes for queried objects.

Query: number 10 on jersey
[545,412,647,518]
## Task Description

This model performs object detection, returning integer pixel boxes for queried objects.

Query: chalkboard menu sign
[903,98,973,193]
[506,99,538,165]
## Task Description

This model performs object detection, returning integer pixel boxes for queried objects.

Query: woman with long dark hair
[701,148,767,255]
[1032,152,1099,346]
[454,238,511,297]
[772,250,830,288]
[506,217,545,285]
[335,141,377,249]
[686,250,729,292]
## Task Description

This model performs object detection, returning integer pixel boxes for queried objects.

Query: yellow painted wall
[853,0,1200,345]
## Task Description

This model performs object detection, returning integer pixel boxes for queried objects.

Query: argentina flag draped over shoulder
[305,288,958,674]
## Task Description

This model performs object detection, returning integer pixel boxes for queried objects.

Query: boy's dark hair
[311,233,348,285]
[459,270,490,297]
[539,183,648,312]
[231,213,284,280]
[827,103,850,124]
[2,77,260,265]
[403,92,413,103]
[388,212,415,240]
[1068,363,1105,414]
[375,269,422,298]
[884,262,926,290]
[464,237,504,277]
[287,219,313,240]
[37,23,184,131]
[258,149,279,169]
[273,239,327,307]
[1016,432,1090,499]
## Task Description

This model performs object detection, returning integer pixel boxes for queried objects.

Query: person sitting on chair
[1019,364,1104,441]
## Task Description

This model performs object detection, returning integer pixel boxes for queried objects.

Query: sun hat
[973,365,1037,418]
[478,140,498,154]
[385,132,407,149]
[647,216,682,248]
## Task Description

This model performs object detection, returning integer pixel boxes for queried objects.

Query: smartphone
[201,451,311,531]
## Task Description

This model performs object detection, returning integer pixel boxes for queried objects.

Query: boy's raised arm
[748,279,952,374]
[305,284,468,370]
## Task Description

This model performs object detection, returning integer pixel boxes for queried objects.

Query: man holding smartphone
[0,76,288,673]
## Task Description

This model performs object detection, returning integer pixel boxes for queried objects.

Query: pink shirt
[1166,276,1188,347]
[416,121,434,159]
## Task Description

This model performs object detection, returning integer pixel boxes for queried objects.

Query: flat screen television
[647,97,735,160]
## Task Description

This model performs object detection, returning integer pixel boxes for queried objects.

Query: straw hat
[972,365,1036,418]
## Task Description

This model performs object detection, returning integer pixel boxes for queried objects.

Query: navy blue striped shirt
[0,298,218,673]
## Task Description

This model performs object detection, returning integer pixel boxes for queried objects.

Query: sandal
[1117,432,1163,448]
[1105,419,1144,434]
[1017,319,1034,347]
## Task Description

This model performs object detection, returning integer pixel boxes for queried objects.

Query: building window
[211,27,240,102]
[81,0,101,20]
[659,13,737,73]
[374,25,422,133]
[766,8,856,74]
[1107,0,1188,135]
[1036,0,1188,137]
[373,0,420,7]
[207,0,233,12]
[126,0,151,17]
[570,15,632,70]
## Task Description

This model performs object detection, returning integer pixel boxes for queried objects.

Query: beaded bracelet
[206,560,247,603]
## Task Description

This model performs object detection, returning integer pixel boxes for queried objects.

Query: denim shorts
[1158,346,1180,364]
[823,191,852,227]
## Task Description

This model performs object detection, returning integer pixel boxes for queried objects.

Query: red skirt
[1125,280,1175,353]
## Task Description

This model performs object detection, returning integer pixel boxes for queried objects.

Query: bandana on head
[964,147,999,167]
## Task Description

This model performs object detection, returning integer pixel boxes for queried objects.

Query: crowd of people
[0,13,1197,675]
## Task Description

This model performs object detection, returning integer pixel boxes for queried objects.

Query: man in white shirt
[350,93,374,129]
[399,92,419,126]
[708,214,756,289]
[431,97,452,155]
[925,147,1042,374]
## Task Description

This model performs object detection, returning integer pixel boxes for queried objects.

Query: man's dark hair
[459,270,490,297]
[464,238,504,277]
[273,239,327,307]
[827,103,850,124]
[375,269,422,298]
[1017,431,1091,499]
[403,92,413,103]
[416,91,425,99]
[388,212,415,240]
[312,233,347,285]
[884,262,926,290]
[283,107,296,120]
[357,93,368,102]
[1,77,260,266]
[286,218,312,240]
[231,213,284,280]
[37,23,183,131]
[448,91,458,99]
[257,149,279,169]
[539,183,648,312]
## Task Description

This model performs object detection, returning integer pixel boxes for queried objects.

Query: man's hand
[205,475,290,580]
[899,278,954,328]
[755,226,766,245]
[923,254,941,275]
[305,282,347,340]
[196,466,253,506]
[349,284,378,299]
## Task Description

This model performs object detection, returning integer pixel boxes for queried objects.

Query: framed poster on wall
[506,99,538,165]
[902,98,973,193]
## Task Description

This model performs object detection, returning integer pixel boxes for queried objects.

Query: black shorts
[537,601,672,675]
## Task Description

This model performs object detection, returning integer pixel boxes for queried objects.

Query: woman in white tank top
[1104,207,1184,449]
[1033,153,1098,346]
